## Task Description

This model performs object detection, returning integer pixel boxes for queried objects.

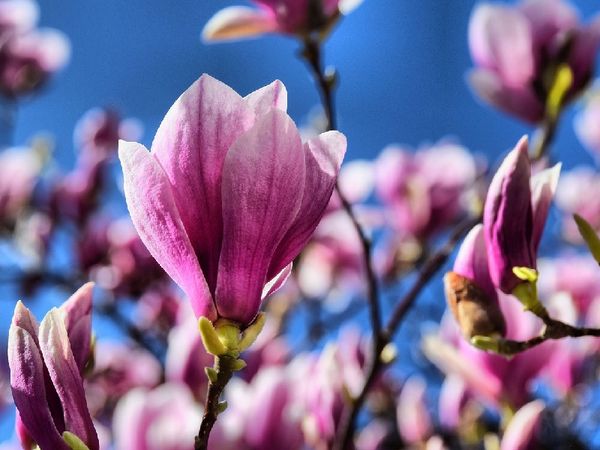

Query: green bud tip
[379,343,397,364]
[574,214,600,264]
[62,432,90,450]
[512,267,538,283]
[217,401,228,414]
[205,367,218,383]
[231,359,247,372]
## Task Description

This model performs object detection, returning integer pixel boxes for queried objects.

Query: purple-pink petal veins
[8,306,69,450]
[500,400,545,450]
[39,310,99,450]
[244,79,288,114]
[484,136,534,293]
[268,131,346,277]
[151,74,255,293]
[215,109,305,324]
[59,282,94,372]
[201,6,279,42]
[119,140,216,321]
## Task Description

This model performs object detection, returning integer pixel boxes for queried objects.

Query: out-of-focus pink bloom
[165,312,214,401]
[374,142,477,240]
[396,376,432,445]
[120,74,346,325]
[202,0,363,42]
[446,224,506,339]
[0,147,43,226]
[0,0,38,38]
[225,367,304,450]
[113,383,230,450]
[8,284,98,450]
[239,320,289,382]
[86,341,161,418]
[425,293,560,409]
[0,28,70,97]
[136,285,181,333]
[468,0,600,123]
[74,107,142,158]
[438,374,468,430]
[50,152,106,224]
[500,400,545,450]
[296,210,364,302]
[538,255,600,316]
[575,94,600,157]
[483,137,560,293]
[355,420,389,450]
[555,166,600,242]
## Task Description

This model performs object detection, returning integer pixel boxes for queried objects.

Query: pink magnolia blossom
[0,28,70,97]
[483,137,560,294]
[202,0,363,42]
[468,0,600,123]
[500,400,545,450]
[374,142,477,240]
[8,284,98,450]
[0,147,44,227]
[120,74,346,325]
[554,166,600,242]
[574,94,600,157]
[0,0,38,38]
[396,376,433,445]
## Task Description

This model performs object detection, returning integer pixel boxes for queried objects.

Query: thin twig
[333,215,478,450]
[300,36,383,339]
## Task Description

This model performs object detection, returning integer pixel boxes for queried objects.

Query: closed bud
[444,271,506,339]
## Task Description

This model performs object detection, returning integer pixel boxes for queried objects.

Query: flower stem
[195,355,236,450]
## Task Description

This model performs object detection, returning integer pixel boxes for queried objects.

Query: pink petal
[39,310,99,450]
[530,163,561,252]
[8,312,68,450]
[216,109,305,325]
[500,400,544,450]
[262,262,293,300]
[119,140,216,320]
[469,4,535,86]
[269,130,346,277]
[397,376,432,444]
[59,282,94,372]
[151,74,255,292]
[244,79,288,115]
[468,69,543,123]
[202,6,279,42]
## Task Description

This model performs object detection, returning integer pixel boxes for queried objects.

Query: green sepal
[205,367,218,383]
[574,214,600,264]
[239,312,266,352]
[231,359,247,372]
[62,432,90,450]
[470,335,500,353]
[198,317,227,356]
[217,401,228,414]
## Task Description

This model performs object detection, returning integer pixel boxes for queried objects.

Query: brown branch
[300,36,383,339]
[333,215,478,450]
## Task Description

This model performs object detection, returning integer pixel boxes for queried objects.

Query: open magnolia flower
[202,0,363,42]
[120,74,346,326]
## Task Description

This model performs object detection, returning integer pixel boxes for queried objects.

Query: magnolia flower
[500,400,545,450]
[483,137,560,294]
[120,74,346,326]
[574,94,600,157]
[202,0,363,42]
[396,376,432,445]
[468,0,600,123]
[8,283,98,450]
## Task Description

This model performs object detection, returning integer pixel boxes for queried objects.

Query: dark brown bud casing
[444,271,506,339]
